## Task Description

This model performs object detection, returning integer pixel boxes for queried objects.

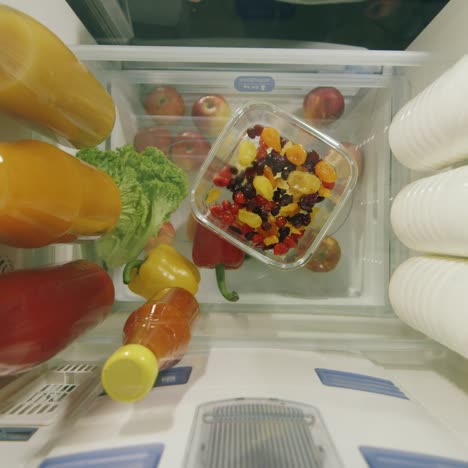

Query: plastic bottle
[390,166,468,257]
[0,5,115,148]
[101,287,200,403]
[0,260,115,375]
[0,140,121,248]
[389,55,468,171]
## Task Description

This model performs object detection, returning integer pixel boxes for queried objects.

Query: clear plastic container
[191,102,358,270]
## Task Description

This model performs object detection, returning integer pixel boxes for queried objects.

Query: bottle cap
[101,344,159,403]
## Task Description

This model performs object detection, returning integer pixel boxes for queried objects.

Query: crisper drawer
[1,47,426,317]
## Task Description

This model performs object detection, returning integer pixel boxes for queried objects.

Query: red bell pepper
[192,222,245,302]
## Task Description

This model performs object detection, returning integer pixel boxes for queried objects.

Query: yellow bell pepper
[122,244,200,300]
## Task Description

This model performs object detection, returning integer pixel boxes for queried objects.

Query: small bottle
[0,140,121,248]
[0,5,115,148]
[101,287,200,403]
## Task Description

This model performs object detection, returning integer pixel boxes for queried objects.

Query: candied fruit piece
[287,171,321,195]
[264,235,279,246]
[263,165,276,187]
[238,140,257,166]
[238,209,262,228]
[253,175,274,200]
[318,186,331,198]
[285,144,307,166]
[206,188,221,205]
[314,160,337,183]
[279,202,300,217]
[261,127,282,152]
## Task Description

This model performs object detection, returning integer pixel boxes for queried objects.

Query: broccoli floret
[77,145,188,268]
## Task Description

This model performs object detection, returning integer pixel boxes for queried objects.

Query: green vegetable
[76,145,188,268]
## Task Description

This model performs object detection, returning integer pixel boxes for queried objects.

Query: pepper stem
[215,264,239,302]
[123,259,144,285]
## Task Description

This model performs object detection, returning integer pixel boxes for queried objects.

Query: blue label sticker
[234,76,275,92]
[155,366,192,387]
[360,446,468,468]
[0,427,37,442]
[40,443,164,468]
[100,366,192,396]
[315,368,408,400]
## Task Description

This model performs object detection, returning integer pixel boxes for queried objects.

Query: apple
[305,235,341,273]
[144,86,185,123]
[170,130,211,170]
[303,87,345,124]
[192,95,232,138]
[133,127,173,153]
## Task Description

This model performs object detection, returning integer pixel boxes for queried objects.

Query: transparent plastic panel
[184,398,343,468]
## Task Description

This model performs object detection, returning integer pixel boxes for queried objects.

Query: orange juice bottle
[101,287,200,403]
[0,6,115,148]
[0,140,121,248]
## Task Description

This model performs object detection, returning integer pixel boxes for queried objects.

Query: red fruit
[303,87,345,124]
[222,200,232,211]
[254,195,268,206]
[234,191,247,205]
[322,181,335,189]
[230,204,239,216]
[170,130,211,171]
[275,216,287,228]
[252,234,264,245]
[256,147,268,160]
[241,224,254,234]
[273,242,289,256]
[144,86,185,124]
[134,127,173,153]
[284,236,297,248]
[213,176,230,187]
[210,204,224,217]
[222,212,235,225]
[192,95,232,138]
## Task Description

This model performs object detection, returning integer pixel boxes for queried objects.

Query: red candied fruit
[273,242,289,256]
[210,204,223,217]
[284,236,297,248]
[234,191,247,205]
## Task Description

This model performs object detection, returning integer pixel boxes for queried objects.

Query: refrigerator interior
[2,45,468,466]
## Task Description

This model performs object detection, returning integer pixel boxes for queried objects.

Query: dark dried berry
[253,206,263,216]
[254,124,264,136]
[302,161,316,173]
[289,214,304,227]
[281,167,292,180]
[307,150,320,164]
[280,137,288,148]
[261,221,272,231]
[278,226,290,241]
[255,159,266,175]
[316,196,325,203]
[244,231,255,241]
[280,194,293,206]
[243,183,256,199]
[271,204,280,216]
[229,225,242,235]
[247,199,258,211]
[229,165,239,175]
[299,193,318,211]
[259,208,269,221]
[272,188,285,202]
[227,179,236,191]
[302,213,311,226]
[246,127,256,139]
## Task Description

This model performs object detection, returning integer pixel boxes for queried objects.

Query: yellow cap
[101,344,159,403]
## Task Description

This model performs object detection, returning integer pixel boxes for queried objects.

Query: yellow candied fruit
[287,171,321,195]
[253,175,274,200]
[318,186,331,198]
[279,202,300,217]
[280,140,293,156]
[261,127,282,152]
[238,208,262,228]
[315,160,337,183]
[238,140,257,166]
[205,188,221,205]
[264,235,279,246]
[276,178,289,190]
[285,144,307,166]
